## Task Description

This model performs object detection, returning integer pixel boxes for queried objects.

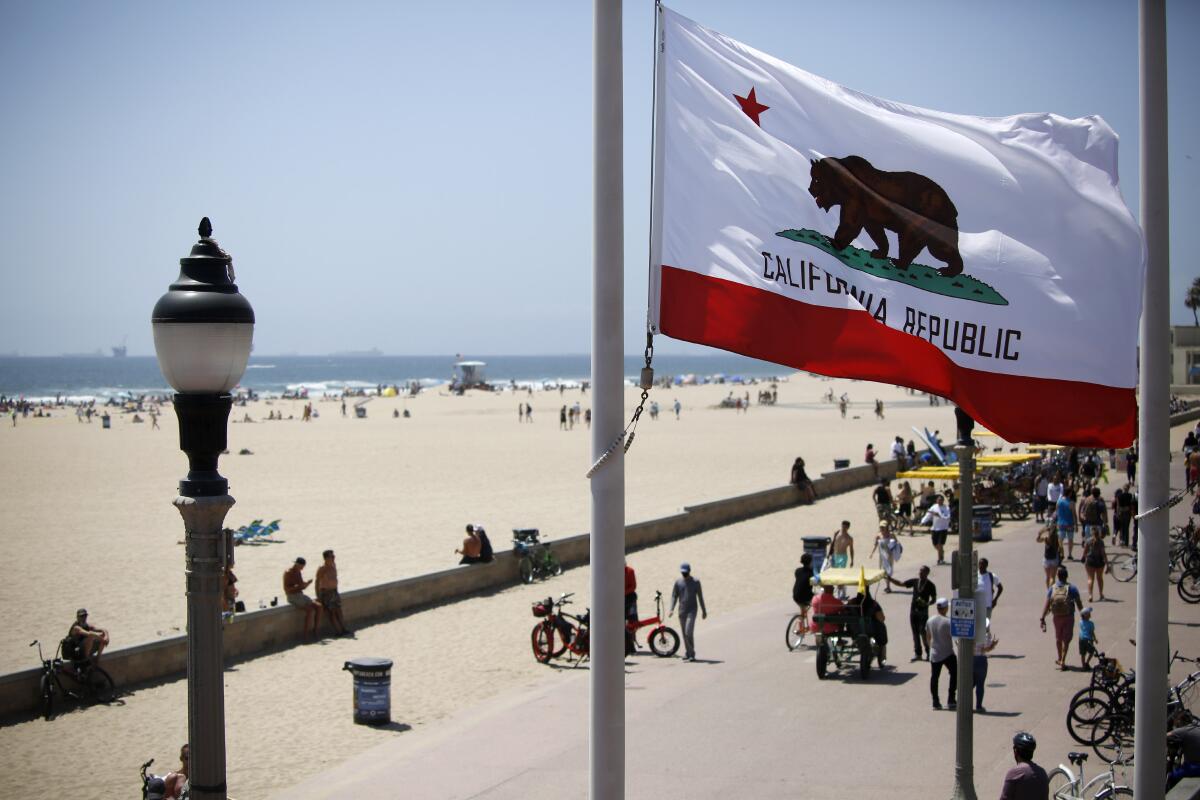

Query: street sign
[951,598,976,639]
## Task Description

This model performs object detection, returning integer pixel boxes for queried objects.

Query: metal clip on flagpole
[586,331,655,479]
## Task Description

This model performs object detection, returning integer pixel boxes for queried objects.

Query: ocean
[0,353,792,401]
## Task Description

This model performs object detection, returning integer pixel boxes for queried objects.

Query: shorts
[931,530,948,547]
[875,503,890,520]
[830,553,849,569]
[318,589,341,609]
[1084,524,1103,538]
[1059,526,1075,543]
[1033,496,1047,513]
[1053,614,1074,644]
[1079,638,1096,657]
[1044,558,1062,570]
[286,592,314,609]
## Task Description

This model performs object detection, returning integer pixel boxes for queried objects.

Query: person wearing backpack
[1039,566,1083,670]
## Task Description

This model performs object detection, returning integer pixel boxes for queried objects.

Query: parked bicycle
[30,639,115,720]
[625,590,680,657]
[513,528,563,584]
[1047,748,1131,799]
[530,593,590,667]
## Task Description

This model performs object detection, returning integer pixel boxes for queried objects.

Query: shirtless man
[828,521,855,598]
[68,608,109,663]
[315,550,349,636]
[283,558,320,639]
[456,523,483,564]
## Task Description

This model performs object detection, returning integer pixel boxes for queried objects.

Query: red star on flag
[733,87,769,126]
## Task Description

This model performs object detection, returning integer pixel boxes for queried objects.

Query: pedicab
[810,566,887,680]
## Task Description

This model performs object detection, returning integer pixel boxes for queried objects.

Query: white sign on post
[951,598,976,639]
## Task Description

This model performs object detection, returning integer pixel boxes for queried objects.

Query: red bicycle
[626,590,680,657]
[531,593,590,667]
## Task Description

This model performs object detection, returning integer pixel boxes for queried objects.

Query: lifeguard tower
[453,360,488,390]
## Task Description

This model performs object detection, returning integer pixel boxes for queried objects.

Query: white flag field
[648,7,1144,447]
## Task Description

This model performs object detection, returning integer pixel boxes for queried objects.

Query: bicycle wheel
[546,552,563,578]
[518,557,534,584]
[786,614,807,650]
[816,642,830,679]
[1178,570,1200,604]
[1094,787,1133,799]
[1067,691,1112,745]
[39,674,56,721]
[531,622,556,663]
[1092,714,1134,765]
[1046,767,1074,800]
[648,626,680,658]
[85,666,115,704]
[1109,553,1137,583]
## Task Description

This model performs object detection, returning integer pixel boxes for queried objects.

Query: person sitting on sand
[315,549,349,636]
[456,524,483,564]
[67,608,109,664]
[283,558,320,639]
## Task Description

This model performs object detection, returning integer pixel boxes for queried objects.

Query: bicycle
[1047,748,1131,798]
[1107,551,1136,583]
[785,607,809,651]
[512,529,563,584]
[625,590,680,657]
[30,639,115,720]
[530,593,590,667]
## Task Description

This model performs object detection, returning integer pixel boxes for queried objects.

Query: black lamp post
[152,218,254,800]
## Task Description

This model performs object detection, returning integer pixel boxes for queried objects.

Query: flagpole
[952,437,977,800]
[1135,0,1169,796]
[591,0,625,798]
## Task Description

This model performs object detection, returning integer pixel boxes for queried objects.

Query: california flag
[649,7,1144,447]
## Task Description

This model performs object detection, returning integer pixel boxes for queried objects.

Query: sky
[0,0,1196,357]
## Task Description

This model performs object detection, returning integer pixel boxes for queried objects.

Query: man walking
[1040,566,1084,670]
[978,557,1004,622]
[828,521,855,598]
[921,495,952,565]
[669,562,707,662]
[926,598,956,709]
[886,565,936,660]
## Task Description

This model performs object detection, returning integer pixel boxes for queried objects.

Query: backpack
[1050,583,1073,616]
[476,528,494,562]
[889,537,904,562]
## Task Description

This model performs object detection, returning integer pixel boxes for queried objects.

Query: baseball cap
[1082,606,1093,616]
[76,608,88,617]
[878,521,888,529]
[680,562,691,573]
[936,597,948,608]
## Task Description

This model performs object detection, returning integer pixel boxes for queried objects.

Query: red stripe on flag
[658,265,1135,447]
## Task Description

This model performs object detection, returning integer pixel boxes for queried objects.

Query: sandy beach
[0,370,1091,798]
[0,373,958,675]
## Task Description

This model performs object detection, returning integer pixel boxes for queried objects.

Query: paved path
[282,464,1198,799]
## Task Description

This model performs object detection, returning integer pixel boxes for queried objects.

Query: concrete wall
[0,455,897,719]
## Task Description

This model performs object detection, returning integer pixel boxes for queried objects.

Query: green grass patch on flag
[776,228,1008,306]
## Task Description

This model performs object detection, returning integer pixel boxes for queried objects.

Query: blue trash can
[802,536,831,576]
[343,657,393,725]
[972,506,993,542]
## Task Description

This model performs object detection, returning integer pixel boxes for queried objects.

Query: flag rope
[586,331,655,479]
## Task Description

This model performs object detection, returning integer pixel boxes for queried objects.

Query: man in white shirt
[977,557,1004,621]
[891,436,906,468]
[1047,474,1064,505]
[921,495,951,565]
[1034,474,1050,523]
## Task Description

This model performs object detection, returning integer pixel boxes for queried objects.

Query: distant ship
[112,336,127,358]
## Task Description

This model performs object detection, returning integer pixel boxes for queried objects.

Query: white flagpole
[591,1,625,798]
[1135,0,1169,796]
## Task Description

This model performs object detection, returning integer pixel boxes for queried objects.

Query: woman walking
[1036,525,1063,588]
[897,481,914,520]
[1083,527,1107,602]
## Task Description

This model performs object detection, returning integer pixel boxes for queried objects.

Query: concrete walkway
[282,463,1199,799]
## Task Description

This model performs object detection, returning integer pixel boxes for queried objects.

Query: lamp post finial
[198,217,212,239]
